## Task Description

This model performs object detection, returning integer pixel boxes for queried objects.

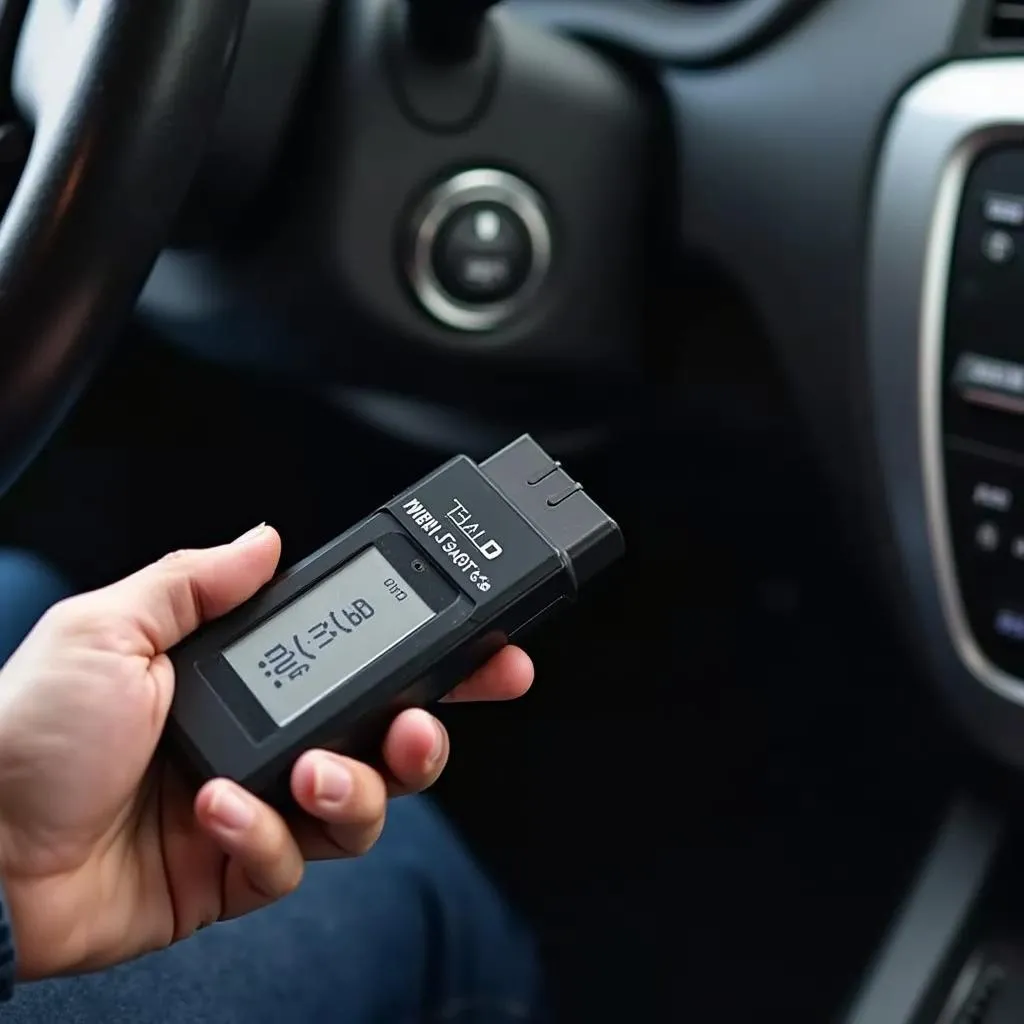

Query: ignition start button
[406,169,552,332]
[432,202,532,304]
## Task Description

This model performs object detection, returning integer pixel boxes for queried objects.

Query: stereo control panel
[944,146,1024,681]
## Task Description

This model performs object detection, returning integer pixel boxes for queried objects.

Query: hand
[0,525,533,980]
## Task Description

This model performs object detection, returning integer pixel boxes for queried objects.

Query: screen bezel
[196,531,456,742]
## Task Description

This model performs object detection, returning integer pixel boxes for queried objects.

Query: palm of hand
[0,607,213,978]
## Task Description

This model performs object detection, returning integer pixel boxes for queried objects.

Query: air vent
[989,1,1024,40]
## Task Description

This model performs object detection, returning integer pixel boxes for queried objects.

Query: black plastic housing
[165,435,622,802]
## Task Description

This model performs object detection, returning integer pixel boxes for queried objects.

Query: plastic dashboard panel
[508,1,1024,774]
[654,0,962,495]
[867,60,1024,767]
[540,0,1008,760]
[507,0,821,65]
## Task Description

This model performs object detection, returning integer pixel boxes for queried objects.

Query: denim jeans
[0,550,543,1023]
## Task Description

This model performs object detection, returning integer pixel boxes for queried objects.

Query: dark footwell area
[442,440,965,1021]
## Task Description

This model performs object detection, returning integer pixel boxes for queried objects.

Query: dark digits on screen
[257,598,376,689]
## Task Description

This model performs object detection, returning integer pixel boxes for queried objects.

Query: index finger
[441,645,534,703]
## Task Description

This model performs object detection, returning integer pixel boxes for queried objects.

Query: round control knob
[406,169,552,332]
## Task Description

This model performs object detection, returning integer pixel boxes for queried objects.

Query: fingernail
[210,788,255,831]
[232,523,267,544]
[427,721,445,768]
[313,759,352,807]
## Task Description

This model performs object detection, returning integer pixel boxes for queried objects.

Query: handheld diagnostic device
[167,435,623,802]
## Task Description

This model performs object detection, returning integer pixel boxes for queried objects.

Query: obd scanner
[166,435,623,803]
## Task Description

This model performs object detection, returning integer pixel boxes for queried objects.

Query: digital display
[223,547,435,727]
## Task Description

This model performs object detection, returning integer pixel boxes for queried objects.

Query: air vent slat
[990,1,1024,39]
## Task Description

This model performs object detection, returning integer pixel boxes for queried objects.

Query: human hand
[0,525,533,980]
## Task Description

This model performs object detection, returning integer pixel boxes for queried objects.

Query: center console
[835,792,1024,1024]
[867,59,1024,767]
[942,145,1024,696]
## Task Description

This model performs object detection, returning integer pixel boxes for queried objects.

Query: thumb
[100,524,282,654]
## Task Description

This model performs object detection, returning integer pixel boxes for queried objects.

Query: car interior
[6,0,1024,1020]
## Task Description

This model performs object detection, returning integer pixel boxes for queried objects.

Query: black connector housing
[481,434,624,587]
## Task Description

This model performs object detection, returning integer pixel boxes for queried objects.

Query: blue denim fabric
[0,550,67,660]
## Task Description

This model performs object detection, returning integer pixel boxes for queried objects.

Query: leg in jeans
[0,549,543,1023]
[0,550,68,662]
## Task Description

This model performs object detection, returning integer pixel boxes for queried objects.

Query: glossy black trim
[373,531,458,612]
[508,0,820,67]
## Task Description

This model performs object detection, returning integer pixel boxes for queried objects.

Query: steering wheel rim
[0,0,248,494]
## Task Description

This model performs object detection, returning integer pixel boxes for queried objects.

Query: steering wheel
[0,0,247,493]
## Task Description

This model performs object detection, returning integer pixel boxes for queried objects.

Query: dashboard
[118,0,1024,766]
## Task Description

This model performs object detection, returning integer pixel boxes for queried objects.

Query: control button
[406,169,553,333]
[984,191,1024,227]
[994,607,1024,642]
[975,521,1001,552]
[972,481,1014,512]
[952,352,1024,414]
[982,229,1016,264]
[431,203,532,305]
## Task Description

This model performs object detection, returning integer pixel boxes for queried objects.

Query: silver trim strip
[842,798,1002,1024]
[405,169,552,333]
[868,61,1024,738]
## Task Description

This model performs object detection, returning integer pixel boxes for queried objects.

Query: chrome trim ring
[405,169,552,332]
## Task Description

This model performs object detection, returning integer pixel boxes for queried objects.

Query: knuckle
[156,555,205,634]
[159,548,198,566]
[355,785,389,830]
[396,775,430,798]
[276,860,304,897]
[251,852,303,902]
[344,820,384,857]
[402,759,445,796]
[365,775,389,815]
[39,594,86,631]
